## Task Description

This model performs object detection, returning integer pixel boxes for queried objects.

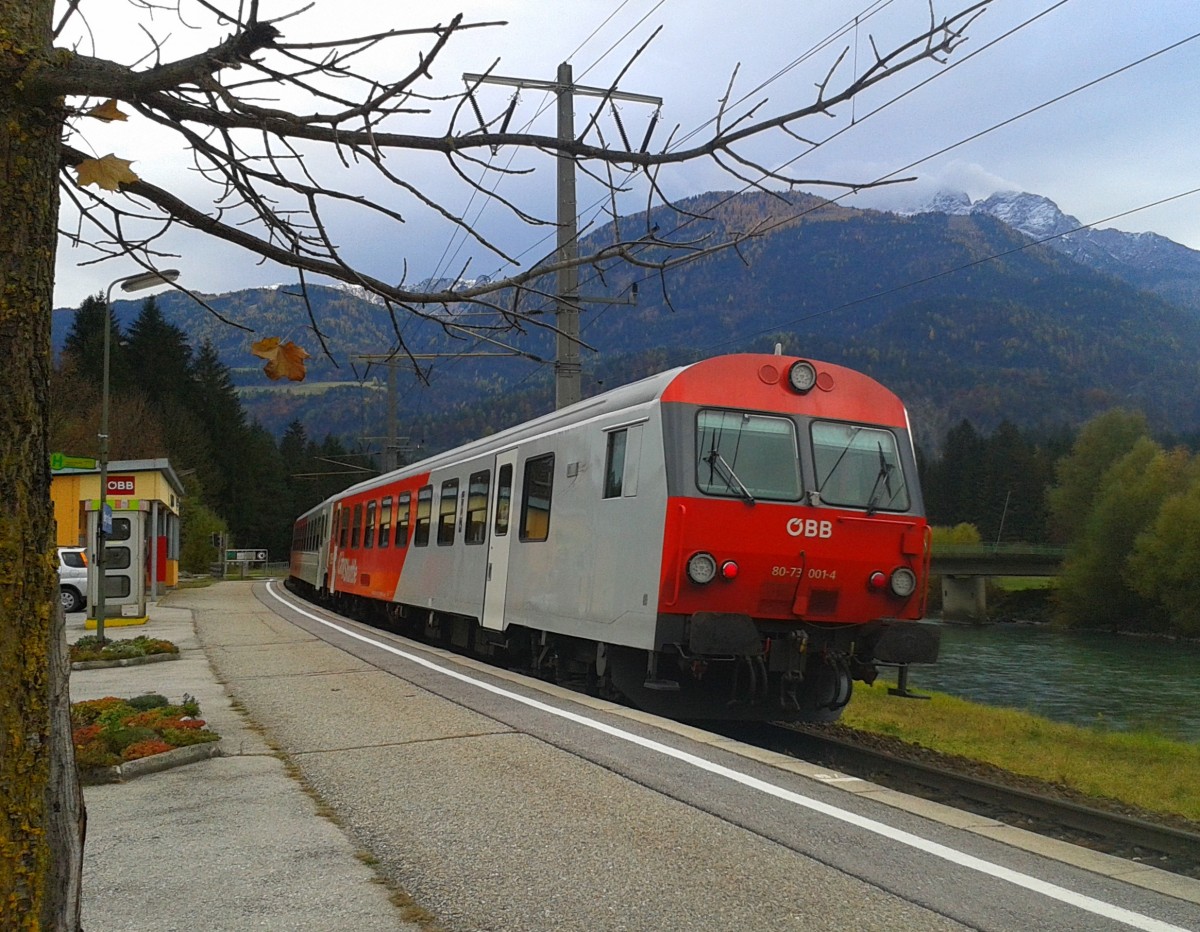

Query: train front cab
[609,355,939,722]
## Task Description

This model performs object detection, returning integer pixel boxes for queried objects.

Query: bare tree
[0,1,988,926]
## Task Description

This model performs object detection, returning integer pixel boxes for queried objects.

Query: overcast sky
[53,0,1200,308]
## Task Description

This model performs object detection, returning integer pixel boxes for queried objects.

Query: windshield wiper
[866,442,895,516]
[816,426,861,494]
[705,450,756,504]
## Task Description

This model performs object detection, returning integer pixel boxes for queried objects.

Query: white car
[57,547,88,613]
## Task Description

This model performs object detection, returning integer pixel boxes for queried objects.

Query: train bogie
[289,353,938,722]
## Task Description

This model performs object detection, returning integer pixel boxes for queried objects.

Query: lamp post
[93,268,180,642]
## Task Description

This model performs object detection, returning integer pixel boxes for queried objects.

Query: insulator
[499,95,518,135]
[639,110,660,153]
[611,102,631,151]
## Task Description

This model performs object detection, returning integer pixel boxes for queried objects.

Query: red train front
[289,353,936,723]
[607,355,935,720]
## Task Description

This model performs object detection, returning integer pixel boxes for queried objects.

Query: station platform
[69,581,1200,931]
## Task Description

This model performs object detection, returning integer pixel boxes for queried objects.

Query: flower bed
[70,635,179,663]
[72,693,220,772]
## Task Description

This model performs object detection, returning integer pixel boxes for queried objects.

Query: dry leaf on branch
[74,154,139,191]
[251,336,311,382]
[86,99,129,122]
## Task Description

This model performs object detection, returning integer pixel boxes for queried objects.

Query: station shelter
[50,457,185,619]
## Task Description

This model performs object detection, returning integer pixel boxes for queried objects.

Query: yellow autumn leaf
[86,99,128,122]
[75,154,139,192]
[251,336,311,382]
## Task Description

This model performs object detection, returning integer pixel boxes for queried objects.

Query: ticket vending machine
[86,502,148,621]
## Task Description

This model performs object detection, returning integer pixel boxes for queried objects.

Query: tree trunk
[0,1,85,928]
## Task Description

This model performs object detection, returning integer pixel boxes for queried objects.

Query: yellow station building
[50,456,185,600]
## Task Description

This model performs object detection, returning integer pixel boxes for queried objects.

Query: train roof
[296,353,905,519]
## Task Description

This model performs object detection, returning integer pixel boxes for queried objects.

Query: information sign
[226,549,268,562]
[50,452,98,470]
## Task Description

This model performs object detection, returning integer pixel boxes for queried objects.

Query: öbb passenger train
[287,353,938,721]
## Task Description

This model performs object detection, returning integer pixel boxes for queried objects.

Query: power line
[578,18,1200,339]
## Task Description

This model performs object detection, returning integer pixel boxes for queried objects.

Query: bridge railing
[931,543,1066,558]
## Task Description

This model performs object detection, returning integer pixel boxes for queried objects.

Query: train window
[396,491,411,547]
[378,496,392,548]
[604,430,626,498]
[695,410,802,502]
[812,422,910,513]
[414,485,432,546]
[364,500,377,549]
[519,454,554,542]
[464,470,490,544]
[339,506,349,548]
[437,479,459,546]
[351,503,363,548]
[494,464,513,536]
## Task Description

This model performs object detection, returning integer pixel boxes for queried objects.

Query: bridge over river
[929,544,1065,619]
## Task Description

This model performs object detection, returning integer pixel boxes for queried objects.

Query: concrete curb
[80,737,225,785]
[71,652,179,672]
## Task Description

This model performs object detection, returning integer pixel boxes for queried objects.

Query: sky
[52,0,1200,311]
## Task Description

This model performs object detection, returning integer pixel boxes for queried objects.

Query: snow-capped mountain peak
[971,191,1080,240]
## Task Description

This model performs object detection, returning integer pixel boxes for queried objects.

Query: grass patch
[175,576,217,590]
[991,576,1057,592]
[844,680,1200,821]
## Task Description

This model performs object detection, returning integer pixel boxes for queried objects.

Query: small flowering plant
[71,693,219,769]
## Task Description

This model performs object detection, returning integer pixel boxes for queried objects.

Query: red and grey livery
[289,353,937,722]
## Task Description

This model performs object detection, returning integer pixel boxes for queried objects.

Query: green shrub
[104,726,158,754]
[127,693,170,711]
[160,728,221,747]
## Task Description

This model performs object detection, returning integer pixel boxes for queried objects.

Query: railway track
[721,721,1200,880]
[298,593,1200,880]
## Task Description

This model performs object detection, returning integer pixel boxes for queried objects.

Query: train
[287,352,939,722]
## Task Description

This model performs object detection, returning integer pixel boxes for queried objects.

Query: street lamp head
[117,268,181,295]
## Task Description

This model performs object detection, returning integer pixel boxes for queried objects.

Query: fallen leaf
[251,336,310,382]
[86,99,129,122]
[75,154,139,191]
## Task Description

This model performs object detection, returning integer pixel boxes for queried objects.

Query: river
[903,621,1200,744]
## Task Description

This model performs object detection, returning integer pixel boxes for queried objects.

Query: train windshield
[696,410,802,501]
[812,422,910,513]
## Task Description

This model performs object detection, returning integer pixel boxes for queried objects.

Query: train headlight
[890,567,918,598]
[787,360,818,393]
[720,560,740,580]
[687,552,718,584]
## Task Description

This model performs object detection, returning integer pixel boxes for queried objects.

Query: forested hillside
[53,188,1200,459]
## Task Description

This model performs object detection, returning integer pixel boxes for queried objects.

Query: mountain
[902,190,1200,312]
[54,188,1200,454]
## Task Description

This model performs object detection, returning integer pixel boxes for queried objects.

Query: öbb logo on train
[786,518,832,538]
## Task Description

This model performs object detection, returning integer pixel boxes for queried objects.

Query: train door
[481,449,517,630]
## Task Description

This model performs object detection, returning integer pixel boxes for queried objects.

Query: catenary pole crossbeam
[464,66,661,409]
